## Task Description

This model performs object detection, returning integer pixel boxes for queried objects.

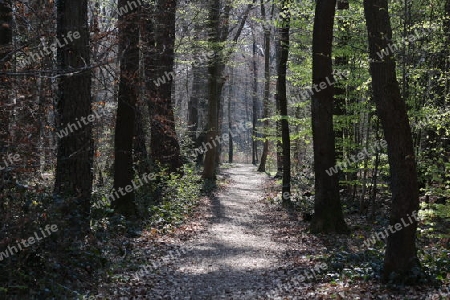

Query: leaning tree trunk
[310,0,348,233]
[364,0,420,282]
[54,0,93,236]
[112,0,140,218]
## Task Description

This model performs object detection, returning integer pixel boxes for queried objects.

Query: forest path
[105,165,450,299]
[145,164,286,299]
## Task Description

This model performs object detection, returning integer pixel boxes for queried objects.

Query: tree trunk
[228,77,233,163]
[112,0,140,218]
[134,103,149,174]
[274,50,283,178]
[363,0,420,282]
[257,0,271,173]
[54,0,93,235]
[276,0,291,204]
[252,40,258,165]
[203,0,230,179]
[310,0,348,233]
[203,0,221,179]
[0,0,12,154]
[149,0,182,174]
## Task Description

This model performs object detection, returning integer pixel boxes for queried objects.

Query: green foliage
[420,249,450,282]
[147,166,202,232]
[326,249,384,283]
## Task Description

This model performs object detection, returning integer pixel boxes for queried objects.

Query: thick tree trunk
[134,103,149,174]
[203,0,230,179]
[54,0,93,235]
[310,0,348,233]
[202,0,221,179]
[112,0,139,218]
[149,0,182,174]
[0,0,12,154]
[364,0,420,282]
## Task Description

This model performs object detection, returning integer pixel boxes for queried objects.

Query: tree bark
[112,0,140,218]
[252,40,258,165]
[0,0,12,154]
[276,0,291,203]
[257,0,271,173]
[310,0,348,233]
[203,0,229,179]
[228,77,233,163]
[363,0,420,282]
[54,0,93,235]
[149,0,182,174]
[258,0,270,172]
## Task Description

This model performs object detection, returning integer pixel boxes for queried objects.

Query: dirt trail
[106,165,450,300]
[147,164,285,299]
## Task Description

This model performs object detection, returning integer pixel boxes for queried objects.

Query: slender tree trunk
[276,0,291,203]
[112,0,140,218]
[54,0,93,235]
[310,0,348,233]
[364,0,420,282]
[257,0,271,172]
[274,47,283,178]
[252,40,258,165]
[228,76,233,163]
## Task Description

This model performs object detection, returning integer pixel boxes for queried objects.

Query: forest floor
[98,164,449,299]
